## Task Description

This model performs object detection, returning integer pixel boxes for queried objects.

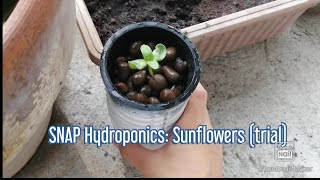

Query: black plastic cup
[100,22,201,150]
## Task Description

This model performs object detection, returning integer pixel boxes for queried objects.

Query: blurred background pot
[3,0,76,177]
[100,22,201,150]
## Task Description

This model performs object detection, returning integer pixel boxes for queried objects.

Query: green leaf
[152,43,166,61]
[140,44,154,61]
[146,60,159,70]
[128,59,147,70]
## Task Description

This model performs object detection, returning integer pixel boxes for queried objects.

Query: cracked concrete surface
[14,4,320,178]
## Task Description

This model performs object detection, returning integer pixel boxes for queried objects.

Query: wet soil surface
[85,0,274,45]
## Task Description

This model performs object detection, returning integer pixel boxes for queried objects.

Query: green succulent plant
[128,43,166,76]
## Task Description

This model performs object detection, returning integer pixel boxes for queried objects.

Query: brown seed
[176,85,183,92]
[140,85,152,97]
[148,97,160,104]
[149,74,168,92]
[174,57,188,74]
[160,89,176,102]
[126,91,137,101]
[147,75,151,81]
[115,82,129,94]
[148,42,156,50]
[117,62,130,82]
[153,65,163,75]
[126,77,134,91]
[171,85,182,97]
[165,47,176,61]
[131,70,147,88]
[129,41,143,57]
[116,56,127,64]
[134,93,148,104]
[162,65,181,84]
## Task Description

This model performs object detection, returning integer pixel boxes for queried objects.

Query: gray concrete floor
[14,5,320,178]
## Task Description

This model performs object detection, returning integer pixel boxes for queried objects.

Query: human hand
[117,83,224,178]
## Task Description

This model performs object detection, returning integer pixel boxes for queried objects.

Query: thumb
[175,82,211,129]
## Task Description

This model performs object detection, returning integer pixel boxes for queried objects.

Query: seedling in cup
[100,22,201,150]
[113,40,189,104]
[128,43,166,76]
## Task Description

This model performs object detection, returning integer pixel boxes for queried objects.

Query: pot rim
[100,22,201,111]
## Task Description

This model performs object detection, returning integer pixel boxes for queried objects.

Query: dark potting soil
[85,0,274,45]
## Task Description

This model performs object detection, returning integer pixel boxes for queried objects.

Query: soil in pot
[85,0,275,44]
[3,0,18,23]
[111,41,189,104]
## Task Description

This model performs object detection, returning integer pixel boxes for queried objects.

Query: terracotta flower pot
[3,0,76,177]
